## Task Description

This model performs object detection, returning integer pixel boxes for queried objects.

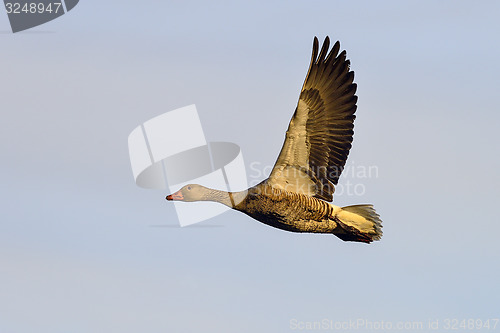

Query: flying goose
[167,36,382,243]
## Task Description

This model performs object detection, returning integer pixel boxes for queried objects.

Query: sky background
[1,1,499,332]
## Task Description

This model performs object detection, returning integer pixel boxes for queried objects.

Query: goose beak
[166,191,183,201]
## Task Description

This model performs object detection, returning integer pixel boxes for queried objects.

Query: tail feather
[334,204,382,243]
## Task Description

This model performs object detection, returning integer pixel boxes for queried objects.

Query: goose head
[166,184,210,202]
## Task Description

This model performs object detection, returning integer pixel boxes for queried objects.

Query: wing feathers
[268,36,358,201]
[317,37,330,64]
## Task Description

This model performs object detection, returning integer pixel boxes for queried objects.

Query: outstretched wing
[267,36,357,202]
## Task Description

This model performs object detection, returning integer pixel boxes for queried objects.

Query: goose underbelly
[238,190,339,233]
[254,213,338,233]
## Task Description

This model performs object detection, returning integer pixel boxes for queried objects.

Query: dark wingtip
[317,36,330,63]
[312,37,319,57]
[325,40,341,65]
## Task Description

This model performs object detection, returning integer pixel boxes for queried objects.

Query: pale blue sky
[1,1,499,332]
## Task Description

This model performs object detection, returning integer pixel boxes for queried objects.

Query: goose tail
[334,205,383,243]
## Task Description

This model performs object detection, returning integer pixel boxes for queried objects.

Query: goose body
[167,37,382,243]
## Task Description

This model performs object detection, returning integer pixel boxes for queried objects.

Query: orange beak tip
[166,191,183,201]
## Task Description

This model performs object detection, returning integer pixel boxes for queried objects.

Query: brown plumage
[166,37,382,243]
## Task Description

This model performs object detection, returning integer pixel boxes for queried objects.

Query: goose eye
[187,186,192,190]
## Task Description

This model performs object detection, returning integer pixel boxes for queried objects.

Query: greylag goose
[167,36,382,243]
